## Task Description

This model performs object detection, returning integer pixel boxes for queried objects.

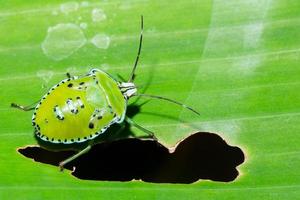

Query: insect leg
[11,102,37,111]
[125,117,157,140]
[112,123,127,139]
[59,145,92,171]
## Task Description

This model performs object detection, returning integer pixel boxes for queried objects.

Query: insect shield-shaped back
[32,69,127,144]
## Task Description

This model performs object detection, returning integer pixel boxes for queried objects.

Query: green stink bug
[12,16,200,170]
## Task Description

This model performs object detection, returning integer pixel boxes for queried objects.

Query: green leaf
[1,0,299,199]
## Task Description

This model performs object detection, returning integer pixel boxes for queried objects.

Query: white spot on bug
[91,8,106,22]
[36,70,54,84]
[41,23,87,61]
[60,2,79,14]
[67,99,79,114]
[80,22,88,29]
[90,34,110,49]
[76,97,84,108]
[54,105,65,120]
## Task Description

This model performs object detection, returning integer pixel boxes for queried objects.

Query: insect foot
[59,162,65,172]
[18,132,245,183]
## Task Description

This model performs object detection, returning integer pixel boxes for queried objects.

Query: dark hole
[18,132,245,183]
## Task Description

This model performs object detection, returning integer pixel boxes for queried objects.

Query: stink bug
[12,16,200,170]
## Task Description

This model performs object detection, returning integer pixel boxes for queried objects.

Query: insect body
[33,69,135,144]
[12,16,200,170]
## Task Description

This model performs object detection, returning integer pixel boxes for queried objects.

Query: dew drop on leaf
[60,2,79,14]
[90,34,110,49]
[41,23,87,61]
[92,8,107,22]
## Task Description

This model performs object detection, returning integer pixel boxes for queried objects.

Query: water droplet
[60,2,79,14]
[90,34,110,49]
[36,70,54,83]
[92,8,106,22]
[80,22,88,29]
[41,23,87,61]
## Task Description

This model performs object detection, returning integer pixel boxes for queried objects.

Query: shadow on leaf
[18,132,245,184]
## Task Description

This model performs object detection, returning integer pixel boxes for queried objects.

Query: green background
[1,0,299,199]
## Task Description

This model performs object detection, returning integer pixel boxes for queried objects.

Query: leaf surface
[0,0,299,199]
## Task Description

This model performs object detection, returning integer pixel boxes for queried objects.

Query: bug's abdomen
[33,76,118,143]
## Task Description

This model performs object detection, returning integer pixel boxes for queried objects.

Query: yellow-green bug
[33,69,130,144]
[12,16,200,170]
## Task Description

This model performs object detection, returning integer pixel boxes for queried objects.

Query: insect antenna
[132,94,200,116]
[128,15,144,83]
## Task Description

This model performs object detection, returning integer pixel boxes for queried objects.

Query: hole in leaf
[18,132,245,183]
